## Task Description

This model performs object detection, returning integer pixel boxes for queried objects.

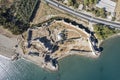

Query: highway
[45,0,120,28]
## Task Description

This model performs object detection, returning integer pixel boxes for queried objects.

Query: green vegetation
[13,0,39,22]
[0,7,29,35]
[0,0,11,7]
[84,0,98,6]
[99,8,106,18]
[93,8,106,18]
[0,0,39,35]
[64,0,106,18]
[74,3,79,9]
[112,17,116,21]
[67,0,79,9]
[84,0,89,6]
[68,0,74,6]
[0,0,7,4]
[93,24,119,40]
[82,0,106,18]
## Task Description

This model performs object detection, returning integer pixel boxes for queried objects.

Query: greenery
[83,0,107,18]
[13,0,39,23]
[92,8,106,18]
[112,17,116,21]
[68,0,74,6]
[0,0,40,35]
[0,6,29,35]
[67,0,79,9]
[84,0,98,6]
[93,24,118,40]
[0,0,11,7]
[99,8,106,18]
[74,3,79,9]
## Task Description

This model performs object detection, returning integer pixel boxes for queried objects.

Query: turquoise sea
[0,36,120,80]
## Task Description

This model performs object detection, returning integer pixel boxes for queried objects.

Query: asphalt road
[45,0,120,28]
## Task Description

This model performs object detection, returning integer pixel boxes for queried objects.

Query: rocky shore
[0,18,102,71]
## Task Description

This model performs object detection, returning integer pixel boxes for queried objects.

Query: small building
[96,0,116,16]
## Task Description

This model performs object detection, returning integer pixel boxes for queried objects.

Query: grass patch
[93,24,120,40]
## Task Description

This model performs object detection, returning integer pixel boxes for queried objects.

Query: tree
[95,10,100,17]
[0,6,29,35]
[94,0,98,4]
[89,0,94,4]
[74,3,79,9]
[99,8,106,18]
[93,24,116,40]
[68,0,74,6]
[112,17,116,21]
[84,0,89,6]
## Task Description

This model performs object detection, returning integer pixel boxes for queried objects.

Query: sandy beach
[0,27,22,59]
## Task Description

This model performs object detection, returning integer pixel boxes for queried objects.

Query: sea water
[0,37,120,80]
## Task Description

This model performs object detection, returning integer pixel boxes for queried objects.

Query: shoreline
[0,27,19,59]
[1,19,120,71]
[21,54,59,72]
[0,20,100,71]
[98,33,120,47]
[0,31,119,71]
[0,54,11,60]
[19,32,120,71]
[20,32,120,71]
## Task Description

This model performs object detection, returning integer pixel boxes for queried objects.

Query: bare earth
[0,27,22,59]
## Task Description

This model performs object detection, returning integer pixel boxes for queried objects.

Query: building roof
[96,0,116,13]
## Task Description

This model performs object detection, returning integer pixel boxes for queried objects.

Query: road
[45,0,120,28]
